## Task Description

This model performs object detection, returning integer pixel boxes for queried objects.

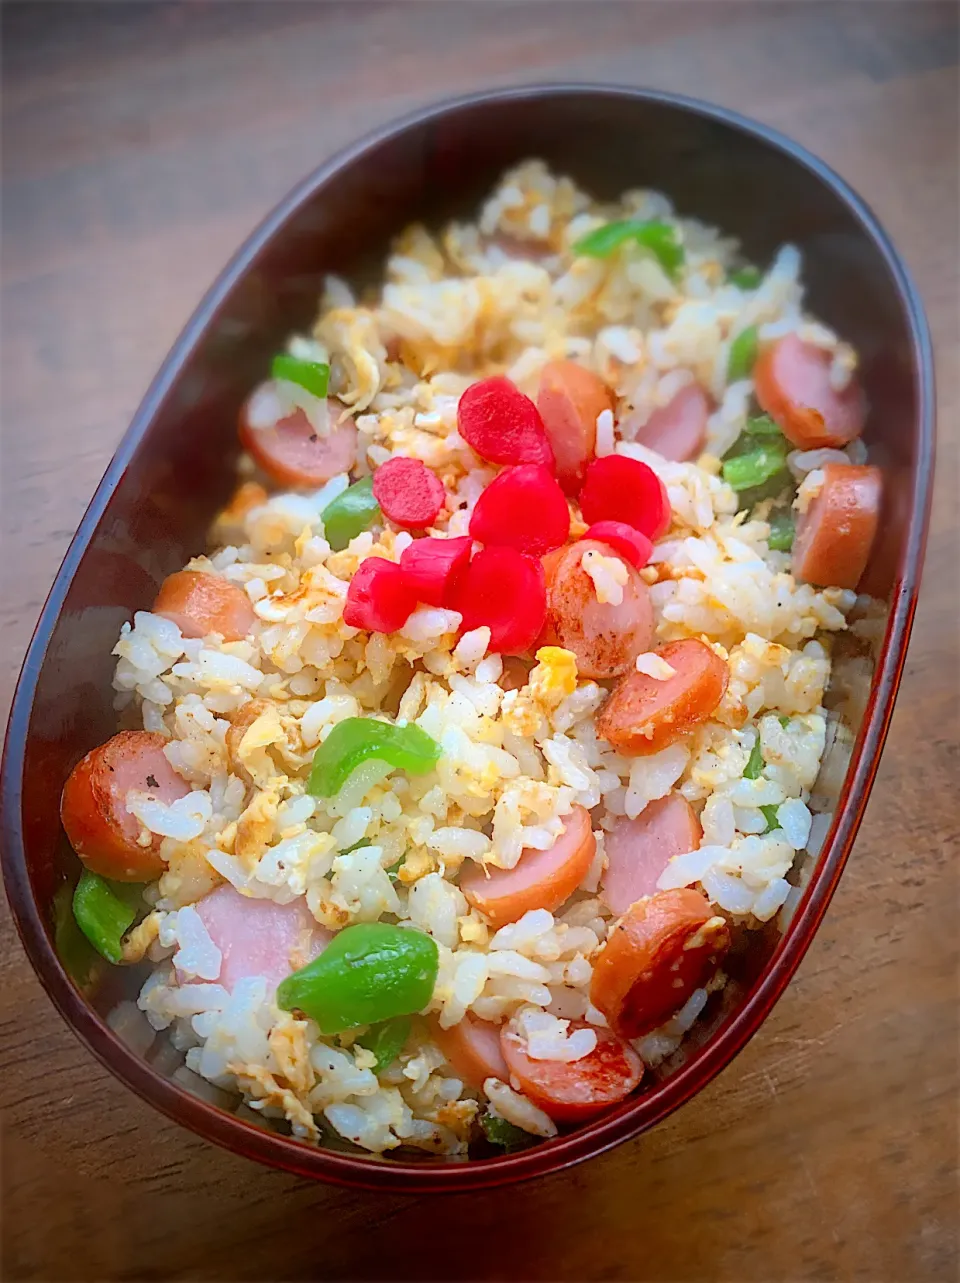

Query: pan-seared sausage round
[239,399,358,488]
[536,360,614,493]
[622,384,710,462]
[792,463,881,589]
[596,639,728,756]
[431,1014,508,1088]
[154,570,256,642]
[500,1021,643,1122]
[590,889,730,1039]
[60,731,190,881]
[541,540,655,680]
[600,793,703,917]
[754,334,865,449]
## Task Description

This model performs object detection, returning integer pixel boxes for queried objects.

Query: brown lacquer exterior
[0,87,934,1192]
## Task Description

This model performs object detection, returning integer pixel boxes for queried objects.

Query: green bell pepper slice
[721,442,788,493]
[768,509,795,552]
[271,353,330,400]
[320,476,380,551]
[277,923,438,1034]
[743,740,765,780]
[726,325,759,383]
[72,872,141,964]
[355,1015,411,1073]
[729,265,762,289]
[572,219,684,279]
[307,717,441,798]
[481,1113,538,1152]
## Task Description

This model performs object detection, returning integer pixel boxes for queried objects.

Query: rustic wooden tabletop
[2,3,957,1280]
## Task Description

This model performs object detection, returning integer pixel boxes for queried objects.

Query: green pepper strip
[277,923,438,1034]
[768,510,795,552]
[729,265,762,289]
[744,413,782,438]
[727,325,759,383]
[572,219,685,279]
[356,1015,411,1073]
[271,353,330,400]
[481,1113,538,1152]
[307,717,441,799]
[72,872,141,964]
[760,804,781,833]
[320,476,380,552]
[722,443,788,493]
[743,740,764,780]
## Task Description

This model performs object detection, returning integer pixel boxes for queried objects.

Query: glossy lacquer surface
[0,86,933,1193]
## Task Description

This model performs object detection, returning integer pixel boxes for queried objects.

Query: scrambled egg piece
[529,646,578,708]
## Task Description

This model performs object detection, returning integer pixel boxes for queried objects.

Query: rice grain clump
[89,161,870,1158]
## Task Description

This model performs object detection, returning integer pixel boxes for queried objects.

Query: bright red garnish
[399,536,473,607]
[582,520,653,568]
[469,464,570,556]
[452,546,546,655]
[342,557,417,633]
[457,377,555,469]
[579,456,671,541]
[372,456,446,530]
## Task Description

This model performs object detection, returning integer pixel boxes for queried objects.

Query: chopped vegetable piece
[452,546,546,655]
[760,804,780,832]
[276,922,439,1034]
[779,715,791,728]
[754,334,865,449]
[579,455,671,541]
[730,265,762,289]
[342,557,417,633]
[399,536,472,607]
[573,219,684,279]
[372,457,446,530]
[320,476,380,551]
[768,510,795,552]
[72,871,140,964]
[307,717,441,798]
[457,376,554,468]
[356,1015,411,1072]
[469,464,569,556]
[53,882,101,991]
[721,443,788,493]
[743,740,764,779]
[271,354,330,400]
[744,413,783,438]
[582,521,653,569]
[481,1113,538,1152]
[727,326,759,383]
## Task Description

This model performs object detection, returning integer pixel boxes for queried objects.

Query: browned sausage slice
[792,463,882,589]
[239,399,358,488]
[499,1021,643,1122]
[60,731,190,881]
[154,570,256,641]
[431,1014,508,1088]
[600,793,703,916]
[536,361,613,493]
[754,334,865,449]
[622,384,709,462]
[596,639,728,756]
[590,889,729,1038]
[541,539,655,680]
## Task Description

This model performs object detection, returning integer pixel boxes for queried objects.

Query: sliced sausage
[500,1021,643,1122]
[60,731,190,882]
[153,570,256,642]
[622,383,710,462]
[541,539,655,680]
[792,463,882,589]
[239,399,358,488]
[431,1014,508,1088]
[193,882,331,994]
[536,360,614,493]
[459,805,595,927]
[754,334,865,449]
[596,639,728,756]
[498,656,532,693]
[600,793,703,917]
[590,889,729,1039]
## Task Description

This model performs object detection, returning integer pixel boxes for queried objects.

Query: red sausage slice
[596,639,728,756]
[536,361,614,493]
[600,793,703,917]
[623,384,710,462]
[590,889,729,1039]
[500,1021,643,1122]
[792,463,882,589]
[431,1014,508,1088]
[541,539,654,680]
[459,805,595,927]
[754,334,865,449]
[239,399,358,488]
[60,731,190,882]
[154,570,257,642]
[193,883,331,994]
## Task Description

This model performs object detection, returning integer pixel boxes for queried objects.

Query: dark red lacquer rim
[1,85,934,1193]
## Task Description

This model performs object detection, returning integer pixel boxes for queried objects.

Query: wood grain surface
[2,3,957,1280]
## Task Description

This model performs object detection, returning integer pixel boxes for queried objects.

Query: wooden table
[2,4,957,1279]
